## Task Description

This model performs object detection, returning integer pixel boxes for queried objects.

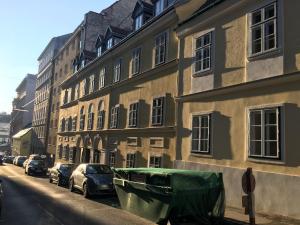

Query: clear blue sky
[0,0,116,114]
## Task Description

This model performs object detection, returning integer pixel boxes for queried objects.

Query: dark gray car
[25,160,47,176]
[69,164,114,198]
[49,163,74,186]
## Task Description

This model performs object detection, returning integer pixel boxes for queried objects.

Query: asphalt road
[0,164,155,225]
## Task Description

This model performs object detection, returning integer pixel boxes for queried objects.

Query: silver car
[69,164,114,198]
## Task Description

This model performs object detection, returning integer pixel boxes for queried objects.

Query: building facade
[47,0,138,162]
[56,0,178,168]
[10,74,36,138]
[174,0,300,219]
[32,34,71,154]
[0,113,11,155]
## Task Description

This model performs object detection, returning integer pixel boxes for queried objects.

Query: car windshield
[86,165,112,174]
[30,160,44,166]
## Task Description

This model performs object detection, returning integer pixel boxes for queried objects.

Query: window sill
[190,152,213,158]
[247,48,282,62]
[192,69,213,78]
[247,157,285,165]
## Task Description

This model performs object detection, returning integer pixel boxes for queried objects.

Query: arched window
[97,101,105,130]
[80,107,85,130]
[87,104,94,130]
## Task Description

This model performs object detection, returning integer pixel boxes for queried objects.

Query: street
[0,164,154,225]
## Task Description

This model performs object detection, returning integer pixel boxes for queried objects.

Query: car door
[77,165,86,190]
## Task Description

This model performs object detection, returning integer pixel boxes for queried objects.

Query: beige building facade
[57,1,178,169]
[174,0,300,219]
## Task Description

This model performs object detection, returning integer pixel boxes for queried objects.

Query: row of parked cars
[3,154,114,198]
[49,163,114,198]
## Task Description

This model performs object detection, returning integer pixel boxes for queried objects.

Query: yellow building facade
[57,2,178,169]
[175,0,300,219]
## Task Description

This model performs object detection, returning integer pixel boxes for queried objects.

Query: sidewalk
[224,207,300,225]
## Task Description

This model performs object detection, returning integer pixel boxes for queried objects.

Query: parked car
[3,156,14,164]
[23,159,29,168]
[49,163,74,186]
[69,164,114,198]
[25,160,47,176]
[15,156,27,167]
[0,157,3,165]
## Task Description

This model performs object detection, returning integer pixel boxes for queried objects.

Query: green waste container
[113,168,225,225]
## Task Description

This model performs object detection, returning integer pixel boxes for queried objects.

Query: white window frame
[89,75,95,94]
[191,114,211,154]
[126,153,136,168]
[155,32,167,66]
[72,116,77,131]
[110,105,120,129]
[193,31,213,74]
[135,14,143,31]
[107,38,113,49]
[113,59,121,83]
[131,48,141,76]
[248,107,281,159]
[99,67,105,89]
[97,46,102,57]
[155,0,164,16]
[109,151,116,167]
[87,104,94,130]
[151,97,164,126]
[249,2,278,57]
[149,155,162,168]
[128,102,139,128]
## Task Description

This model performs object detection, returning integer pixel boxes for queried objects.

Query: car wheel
[49,177,53,183]
[69,179,74,192]
[83,183,90,198]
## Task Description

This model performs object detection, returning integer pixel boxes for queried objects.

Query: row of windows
[60,97,165,132]
[192,107,280,160]
[63,32,168,105]
[193,3,278,74]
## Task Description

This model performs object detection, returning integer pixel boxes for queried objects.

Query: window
[149,156,162,168]
[250,3,277,55]
[155,0,164,16]
[113,60,121,83]
[83,79,88,96]
[97,46,102,57]
[75,84,80,100]
[81,60,85,68]
[58,145,63,159]
[89,75,95,93]
[110,105,120,128]
[126,153,136,168]
[249,107,280,159]
[87,104,94,130]
[60,118,66,132]
[155,32,167,65]
[80,107,85,130]
[192,114,211,153]
[99,68,105,89]
[107,38,113,49]
[109,152,116,167]
[97,101,105,130]
[128,102,139,127]
[72,116,77,131]
[131,48,141,76]
[135,14,143,31]
[152,97,164,126]
[194,32,212,73]
[64,64,68,75]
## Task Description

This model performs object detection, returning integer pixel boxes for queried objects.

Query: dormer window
[81,60,85,68]
[155,0,164,16]
[107,38,113,49]
[97,46,102,57]
[135,14,143,31]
